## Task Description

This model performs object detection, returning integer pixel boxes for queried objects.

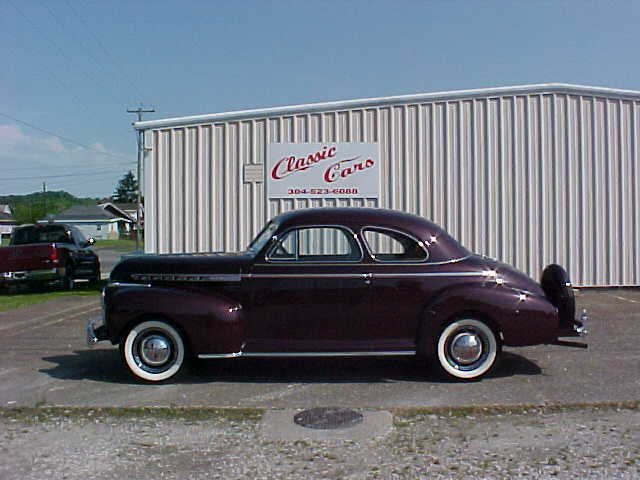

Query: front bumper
[86,317,109,346]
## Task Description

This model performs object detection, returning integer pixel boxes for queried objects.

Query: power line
[6,0,129,107]
[0,168,134,183]
[38,0,135,105]
[2,25,94,117]
[0,112,134,161]
[49,176,122,190]
[2,157,135,172]
[62,0,146,101]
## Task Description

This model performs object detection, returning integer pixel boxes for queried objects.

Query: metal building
[133,83,640,287]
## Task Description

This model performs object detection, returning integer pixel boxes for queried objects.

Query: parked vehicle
[0,223,100,291]
[88,208,587,382]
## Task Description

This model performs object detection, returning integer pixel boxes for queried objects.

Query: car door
[359,227,433,351]
[69,228,97,276]
[244,225,374,353]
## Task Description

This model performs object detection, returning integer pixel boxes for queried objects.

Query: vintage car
[87,208,586,382]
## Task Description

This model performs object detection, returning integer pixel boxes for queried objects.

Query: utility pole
[127,104,155,251]
[42,181,47,219]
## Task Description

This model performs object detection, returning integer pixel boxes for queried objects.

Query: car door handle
[363,273,372,285]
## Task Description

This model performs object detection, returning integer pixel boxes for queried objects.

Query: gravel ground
[1,404,639,479]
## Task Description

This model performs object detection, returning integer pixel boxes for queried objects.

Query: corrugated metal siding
[143,89,640,287]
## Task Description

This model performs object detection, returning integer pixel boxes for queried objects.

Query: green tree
[113,171,138,203]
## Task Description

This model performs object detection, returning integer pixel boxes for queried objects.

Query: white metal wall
[142,86,640,287]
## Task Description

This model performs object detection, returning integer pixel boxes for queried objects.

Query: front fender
[104,285,245,355]
[420,283,558,355]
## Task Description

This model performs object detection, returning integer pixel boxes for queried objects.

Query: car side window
[72,228,87,245]
[268,227,360,262]
[362,228,428,262]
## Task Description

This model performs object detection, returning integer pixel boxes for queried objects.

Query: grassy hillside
[0,191,99,225]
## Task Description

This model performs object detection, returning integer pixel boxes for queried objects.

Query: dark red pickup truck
[0,223,100,291]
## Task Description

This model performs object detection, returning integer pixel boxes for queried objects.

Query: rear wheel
[120,320,185,382]
[435,318,499,380]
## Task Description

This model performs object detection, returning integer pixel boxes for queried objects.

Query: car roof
[275,208,437,235]
[272,208,470,262]
[16,223,72,230]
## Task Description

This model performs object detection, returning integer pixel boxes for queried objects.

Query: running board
[199,350,416,359]
[549,339,588,349]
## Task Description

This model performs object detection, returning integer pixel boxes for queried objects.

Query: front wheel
[435,318,499,380]
[120,320,186,382]
[88,267,101,285]
[62,264,75,290]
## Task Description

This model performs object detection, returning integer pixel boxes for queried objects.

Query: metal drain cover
[293,407,364,430]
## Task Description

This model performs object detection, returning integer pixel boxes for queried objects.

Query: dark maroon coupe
[87,208,587,382]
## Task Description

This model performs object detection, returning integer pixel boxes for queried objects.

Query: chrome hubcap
[140,335,171,366]
[450,332,483,364]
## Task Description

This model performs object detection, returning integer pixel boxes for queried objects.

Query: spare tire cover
[540,264,575,326]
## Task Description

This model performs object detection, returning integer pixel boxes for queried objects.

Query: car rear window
[12,226,71,245]
[362,227,428,262]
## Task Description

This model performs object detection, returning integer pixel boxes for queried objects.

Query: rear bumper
[552,310,588,348]
[2,268,60,283]
[558,309,588,337]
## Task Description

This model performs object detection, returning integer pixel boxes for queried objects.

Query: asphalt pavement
[0,288,638,409]
[94,248,126,279]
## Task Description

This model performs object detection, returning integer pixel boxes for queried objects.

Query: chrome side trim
[423,255,472,266]
[130,273,241,282]
[251,255,472,268]
[198,350,416,359]
[252,262,370,267]
[198,352,243,359]
[242,271,488,279]
[109,282,152,288]
[371,271,486,278]
[243,273,369,279]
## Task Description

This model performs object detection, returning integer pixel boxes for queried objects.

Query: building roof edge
[133,83,640,130]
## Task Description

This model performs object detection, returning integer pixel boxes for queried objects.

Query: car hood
[109,252,254,283]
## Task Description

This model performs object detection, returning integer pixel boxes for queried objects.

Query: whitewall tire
[436,318,499,380]
[121,320,185,382]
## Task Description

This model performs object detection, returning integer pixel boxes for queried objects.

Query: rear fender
[105,285,244,355]
[419,283,558,356]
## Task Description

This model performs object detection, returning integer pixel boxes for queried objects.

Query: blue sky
[1,0,639,198]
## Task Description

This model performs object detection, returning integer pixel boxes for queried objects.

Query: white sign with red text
[267,143,380,199]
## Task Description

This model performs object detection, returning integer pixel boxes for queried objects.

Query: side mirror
[86,237,95,247]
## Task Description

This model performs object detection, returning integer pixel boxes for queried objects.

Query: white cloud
[0,124,73,157]
[0,124,135,198]
[0,124,29,144]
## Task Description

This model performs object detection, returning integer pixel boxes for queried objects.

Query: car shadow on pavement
[40,348,132,384]
[190,351,542,384]
[40,349,541,385]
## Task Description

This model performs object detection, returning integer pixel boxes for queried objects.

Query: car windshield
[12,225,71,245]
[246,221,279,254]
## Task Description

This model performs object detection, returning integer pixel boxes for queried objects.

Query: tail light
[48,247,59,264]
